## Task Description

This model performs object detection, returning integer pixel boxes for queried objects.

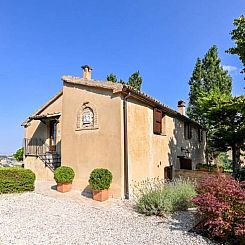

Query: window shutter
[184,122,192,139]
[153,108,162,134]
[198,129,203,142]
[184,123,188,139]
[188,124,192,139]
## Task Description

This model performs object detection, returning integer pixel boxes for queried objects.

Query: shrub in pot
[54,166,75,193]
[89,168,113,201]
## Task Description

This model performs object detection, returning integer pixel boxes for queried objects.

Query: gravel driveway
[0,192,214,245]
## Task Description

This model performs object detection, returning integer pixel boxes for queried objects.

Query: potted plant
[89,168,112,201]
[54,166,75,193]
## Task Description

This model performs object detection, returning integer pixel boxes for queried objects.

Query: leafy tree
[128,71,143,91]
[227,15,245,77]
[106,73,118,83]
[198,90,245,177]
[13,147,24,161]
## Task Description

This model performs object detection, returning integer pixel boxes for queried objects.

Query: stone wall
[174,169,231,182]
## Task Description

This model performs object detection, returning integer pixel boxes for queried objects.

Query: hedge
[0,168,36,194]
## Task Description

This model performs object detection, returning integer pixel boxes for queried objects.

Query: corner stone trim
[76,102,98,131]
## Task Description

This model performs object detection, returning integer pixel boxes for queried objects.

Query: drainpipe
[123,92,131,199]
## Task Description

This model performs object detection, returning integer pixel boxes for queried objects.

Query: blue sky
[0,0,244,154]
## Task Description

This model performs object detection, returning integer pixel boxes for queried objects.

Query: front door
[49,120,57,151]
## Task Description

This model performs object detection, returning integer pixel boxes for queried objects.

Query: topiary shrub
[0,167,35,194]
[192,175,245,244]
[89,168,113,190]
[54,166,75,184]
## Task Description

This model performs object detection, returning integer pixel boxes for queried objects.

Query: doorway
[49,120,57,151]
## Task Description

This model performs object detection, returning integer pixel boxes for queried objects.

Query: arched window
[76,102,98,130]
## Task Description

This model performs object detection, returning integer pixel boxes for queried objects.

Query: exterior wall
[24,94,62,180]
[172,119,206,169]
[61,82,124,198]
[127,98,206,196]
[127,99,166,192]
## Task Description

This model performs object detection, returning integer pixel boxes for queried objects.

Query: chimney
[81,65,92,80]
[178,100,186,115]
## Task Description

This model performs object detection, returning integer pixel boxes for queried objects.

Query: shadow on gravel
[51,185,57,191]
[156,211,198,232]
[81,185,93,199]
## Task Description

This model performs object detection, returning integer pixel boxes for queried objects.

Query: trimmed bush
[192,175,245,243]
[0,167,35,194]
[196,163,217,172]
[133,178,196,215]
[54,166,75,184]
[89,168,112,190]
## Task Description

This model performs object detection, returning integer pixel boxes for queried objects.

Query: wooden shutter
[198,129,203,142]
[188,124,192,139]
[184,123,192,139]
[153,108,162,134]
[184,122,188,139]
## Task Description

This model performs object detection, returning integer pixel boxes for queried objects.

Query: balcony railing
[24,138,49,156]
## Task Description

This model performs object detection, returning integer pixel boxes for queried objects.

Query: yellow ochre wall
[126,98,205,196]
[61,82,124,198]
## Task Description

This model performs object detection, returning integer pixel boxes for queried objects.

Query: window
[76,102,98,130]
[184,122,192,139]
[153,108,166,135]
[198,128,203,142]
[82,107,94,126]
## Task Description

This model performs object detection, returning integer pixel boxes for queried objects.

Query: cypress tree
[187,58,203,124]
[187,46,232,125]
[202,46,232,95]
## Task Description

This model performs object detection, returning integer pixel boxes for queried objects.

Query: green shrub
[133,178,196,215]
[89,168,112,190]
[0,167,35,194]
[196,163,217,172]
[54,166,75,184]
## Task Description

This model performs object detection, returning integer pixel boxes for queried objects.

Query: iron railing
[24,138,49,156]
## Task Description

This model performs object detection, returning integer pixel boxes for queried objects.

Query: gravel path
[0,192,214,245]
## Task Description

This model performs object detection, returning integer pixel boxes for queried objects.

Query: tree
[128,71,143,91]
[198,90,245,177]
[13,147,24,161]
[227,15,245,77]
[106,71,143,90]
[202,46,232,95]
[187,46,232,125]
[187,46,233,163]
[187,58,203,124]
[106,73,118,83]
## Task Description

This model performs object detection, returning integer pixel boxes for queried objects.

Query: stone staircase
[38,152,61,172]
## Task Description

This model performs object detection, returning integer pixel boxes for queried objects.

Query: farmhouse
[22,66,206,198]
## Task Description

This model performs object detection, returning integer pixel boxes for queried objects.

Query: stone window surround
[76,102,98,130]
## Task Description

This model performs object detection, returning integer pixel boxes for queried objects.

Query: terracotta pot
[56,183,72,193]
[92,189,109,202]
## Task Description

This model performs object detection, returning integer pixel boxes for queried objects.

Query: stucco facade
[22,67,206,199]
